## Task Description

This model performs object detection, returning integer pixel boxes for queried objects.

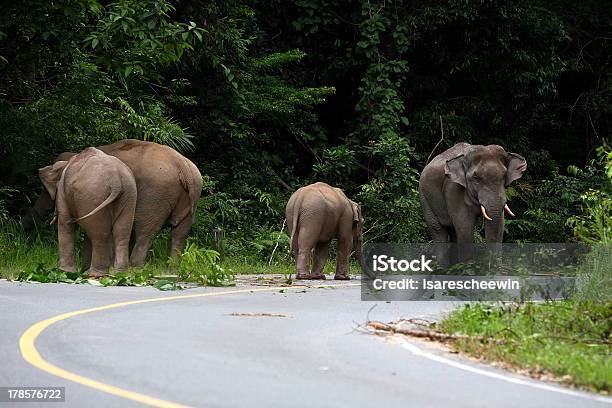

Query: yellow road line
[19,283,359,408]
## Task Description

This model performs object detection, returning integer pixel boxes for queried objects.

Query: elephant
[23,139,203,267]
[39,147,137,276]
[419,143,527,261]
[286,182,364,280]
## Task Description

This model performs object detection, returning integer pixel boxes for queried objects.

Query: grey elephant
[286,182,364,280]
[419,143,527,252]
[24,139,202,267]
[39,148,137,276]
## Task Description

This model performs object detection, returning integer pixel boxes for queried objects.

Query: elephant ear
[350,201,363,223]
[505,153,527,186]
[39,161,68,200]
[444,154,467,188]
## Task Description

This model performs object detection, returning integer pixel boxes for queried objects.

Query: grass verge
[0,220,359,286]
[438,301,611,394]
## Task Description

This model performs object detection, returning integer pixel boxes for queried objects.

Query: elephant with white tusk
[39,148,137,277]
[419,143,527,259]
[286,182,364,280]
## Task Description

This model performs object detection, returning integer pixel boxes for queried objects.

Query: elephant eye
[472,174,480,182]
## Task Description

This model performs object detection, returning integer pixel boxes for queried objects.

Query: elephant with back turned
[39,147,136,276]
[23,139,203,267]
[419,143,527,257]
[286,182,364,280]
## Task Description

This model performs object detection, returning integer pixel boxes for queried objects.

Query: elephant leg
[295,222,326,280]
[295,248,313,280]
[431,227,451,269]
[88,238,111,277]
[447,228,459,264]
[130,234,156,267]
[421,195,451,267]
[130,204,171,267]
[452,212,477,263]
[78,214,112,277]
[81,236,93,272]
[112,210,135,272]
[335,237,352,280]
[170,214,194,259]
[113,234,130,271]
[58,220,77,273]
[311,241,330,279]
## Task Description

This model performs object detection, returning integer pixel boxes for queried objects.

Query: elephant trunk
[483,204,505,243]
[479,191,506,243]
[21,189,55,230]
[353,237,364,271]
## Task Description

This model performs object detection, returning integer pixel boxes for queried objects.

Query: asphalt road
[0,277,609,408]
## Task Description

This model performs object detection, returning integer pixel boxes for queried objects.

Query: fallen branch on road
[366,320,512,345]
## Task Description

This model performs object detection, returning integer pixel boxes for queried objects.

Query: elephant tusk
[504,204,515,217]
[50,215,57,225]
[480,205,493,221]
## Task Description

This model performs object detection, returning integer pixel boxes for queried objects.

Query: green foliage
[17,264,88,284]
[439,301,611,393]
[0,188,16,222]
[504,147,611,242]
[312,146,358,184]
[97,270,157,287]
[85,0,205,80]
[0,220,58,278]
[14,264,163,288]
[573,245,612,304]
[1,0,612,263]
[356,135,425,242]
[567,146,612,244]
[170,242,235,286]
[0,0,200,207]
[116,97,195,152]
[14,262,184,291]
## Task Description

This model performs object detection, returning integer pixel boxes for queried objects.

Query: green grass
[0,220,58,279]
[438,301,611,393]
[0,220,361,283]
[435,244,611,394]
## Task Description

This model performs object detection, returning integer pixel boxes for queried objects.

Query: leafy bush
[14,261,179,291]
[17,264,87,284]
[567,146,612,244]
[565,146,612,303]
[506,151,610,243]
[170,242,234,286]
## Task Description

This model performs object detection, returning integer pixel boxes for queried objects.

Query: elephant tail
[70,184,121,224]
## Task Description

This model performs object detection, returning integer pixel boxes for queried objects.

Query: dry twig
[227,312,292,318]
[366,320,511,345]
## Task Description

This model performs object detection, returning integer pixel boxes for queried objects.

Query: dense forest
[1,0,610,260]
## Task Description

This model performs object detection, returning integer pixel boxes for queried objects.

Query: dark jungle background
[0,0,610,267]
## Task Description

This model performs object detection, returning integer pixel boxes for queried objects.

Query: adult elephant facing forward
[23,139,203,266]
[419,143,527,247]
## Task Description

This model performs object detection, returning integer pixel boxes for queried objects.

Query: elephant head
[39,161,69,200]
[444,145,527,242]
[350,200,365,268]
[22,152,76,230]
[21,188,55,229]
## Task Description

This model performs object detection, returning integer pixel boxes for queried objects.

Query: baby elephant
[39,147,137,277]
[286,182,364,280]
